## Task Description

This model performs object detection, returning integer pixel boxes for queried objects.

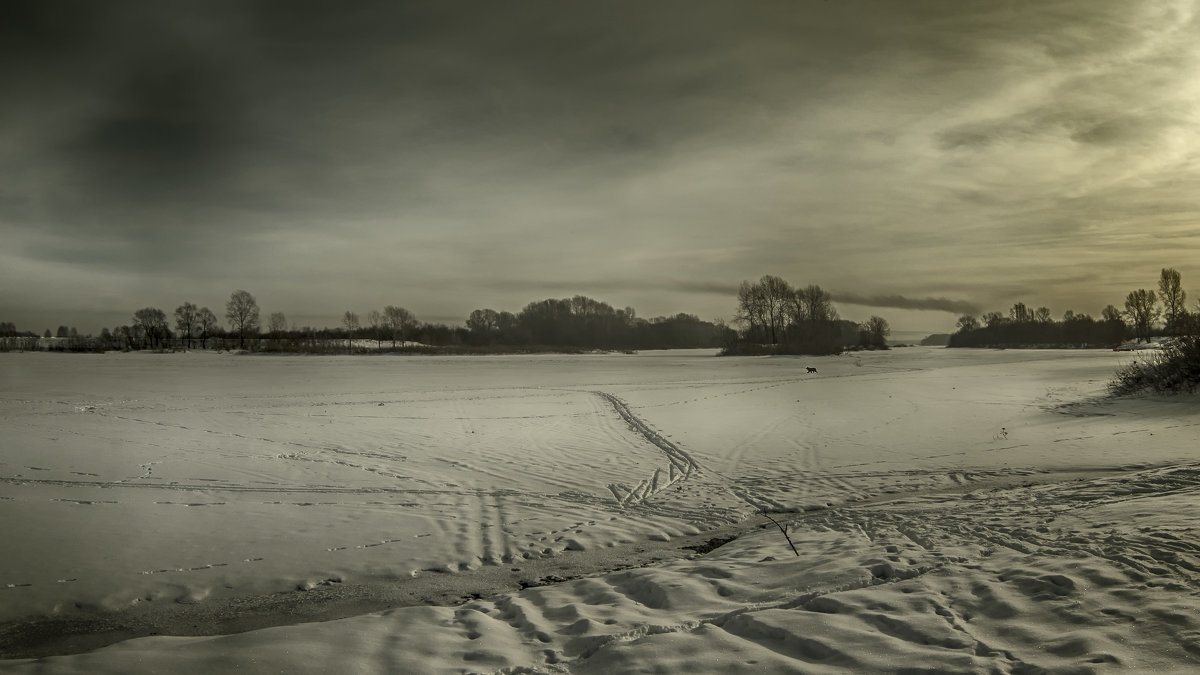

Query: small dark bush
[1109,336,1200,395]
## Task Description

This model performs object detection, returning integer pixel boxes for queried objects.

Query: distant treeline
[949,268,1197,348]
[460,297,732,350]
[13,268,1192,356]
[0,293,732,353]
[947,308,1125,348]
[4,278,893,356]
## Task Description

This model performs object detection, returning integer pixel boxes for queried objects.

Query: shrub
[1109,336,1200,395]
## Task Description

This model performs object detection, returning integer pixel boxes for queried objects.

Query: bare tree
[860,315,890,347]
[1010,302,1032,323]
[225,290,261,349]
[757,275,793,344]
[736,281,768,343]
[175,302,198,348]
[133,307,169,349]
[1159,268,1186,334]
[1101,304,1122,323]
[366,309,383,347]
[1034,307,1052,323]
[735,278,839,350]
[197,307,219,349]
[498,311,518,334]
[467,308,500,339]
[343,311,360,352]
[111,325,133,349]
[795,284,837,325]
[956,315,979,332]
[267,312,288,341]
[383,305,416,347]
[1124,289,1159,343]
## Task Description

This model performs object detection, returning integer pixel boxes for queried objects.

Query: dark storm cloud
[6,0,772,257]
[832,294,981,316]
[3,1,1200,334]
[668,280,742,296]
[488,278,740,297]
[64,60,248,193]
[0,2,92,55]
[1,1,267,271]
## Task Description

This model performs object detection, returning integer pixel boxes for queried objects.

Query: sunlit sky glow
[3,1,1200,335]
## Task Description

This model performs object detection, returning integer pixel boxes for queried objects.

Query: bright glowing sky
[3,1,1199,335]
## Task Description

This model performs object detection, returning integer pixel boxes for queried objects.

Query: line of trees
[0,323,82,339]
[0,323,96,351]
[17,269,1191,356]
[950,268,1196,348]
[251,294,730,352]
[336,305,418,349]
[3,290,731,353]
[725,275,890,355]
[462,297,731,350]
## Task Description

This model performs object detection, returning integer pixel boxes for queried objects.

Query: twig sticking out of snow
[761,512,800,557]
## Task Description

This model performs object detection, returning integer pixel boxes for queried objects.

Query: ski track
[588,391,790,525]
[592,391,701,508]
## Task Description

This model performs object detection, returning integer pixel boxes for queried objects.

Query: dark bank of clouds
[2,1,1199,331]
[490,278,740,297]
[832,294,982,317]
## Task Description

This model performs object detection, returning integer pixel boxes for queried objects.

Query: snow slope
[1,348,1197,672]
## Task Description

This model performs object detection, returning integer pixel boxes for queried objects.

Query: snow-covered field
[1,348,1198,673]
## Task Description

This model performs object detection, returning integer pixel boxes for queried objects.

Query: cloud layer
[3,1,1199,333]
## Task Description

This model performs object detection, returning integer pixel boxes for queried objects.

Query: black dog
[806,367,818,374]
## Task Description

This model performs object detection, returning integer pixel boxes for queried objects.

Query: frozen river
[2,347,1198,670]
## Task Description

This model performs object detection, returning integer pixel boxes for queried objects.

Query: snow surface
[1,348,1198,672]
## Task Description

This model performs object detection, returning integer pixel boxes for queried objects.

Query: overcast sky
[3,1,1200,336]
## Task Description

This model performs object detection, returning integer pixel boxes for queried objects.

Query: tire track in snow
[592,391,700,507]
